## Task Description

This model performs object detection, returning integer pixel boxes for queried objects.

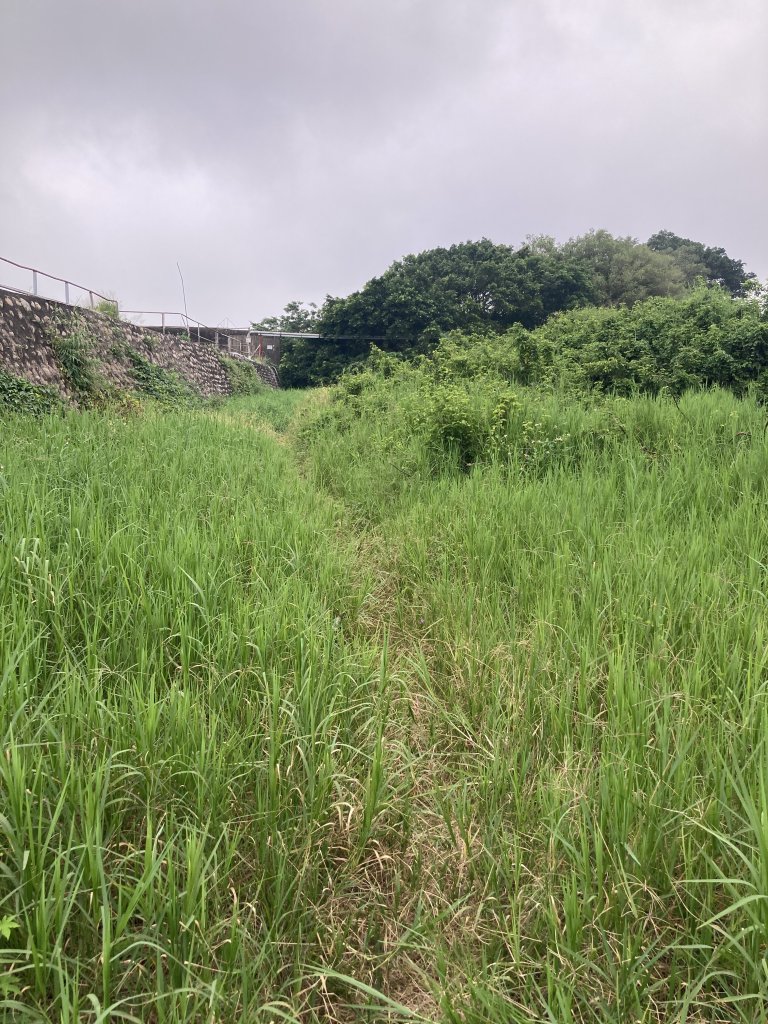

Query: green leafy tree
[319,238,592,346]
[257,233,758,388]
[252,301,324,388]
[561,230,686,307]
[252,299,320,333]
[647,229,755,295]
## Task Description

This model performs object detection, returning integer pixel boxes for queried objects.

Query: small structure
[121,321,322,369]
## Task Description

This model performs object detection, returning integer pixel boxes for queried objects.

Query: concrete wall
[0,288,278,397]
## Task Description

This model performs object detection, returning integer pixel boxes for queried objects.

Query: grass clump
[47,310,106,405]
[93,297,120,320]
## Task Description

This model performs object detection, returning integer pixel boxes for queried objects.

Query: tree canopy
[253,230,758,386]
[647,230,755,295]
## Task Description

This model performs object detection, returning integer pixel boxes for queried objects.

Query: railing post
[161,312,165,334]
[32,270,38,295]
[65,281,70,304]
[89,291,94,308]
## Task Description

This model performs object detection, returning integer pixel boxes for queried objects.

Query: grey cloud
[1,0,765,325]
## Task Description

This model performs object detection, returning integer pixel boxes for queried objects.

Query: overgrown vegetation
[2,376,768,1020]
[1,222,767,1020]
[47,311,105,404]
[123,346,197,404]
[267,229,760,386]
[218,353,269,395]
[0,368,61,415]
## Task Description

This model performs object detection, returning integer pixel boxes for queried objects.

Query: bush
[0,369,62,415]
[534,286,768,396]
[124,348,196,404]
[48,312,103,403]
[219,355,267,396]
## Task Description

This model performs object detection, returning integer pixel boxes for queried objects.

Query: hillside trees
[319,238,592,345]
[260,230,759,387]
[647,229,755,295]
[561,230,687,306]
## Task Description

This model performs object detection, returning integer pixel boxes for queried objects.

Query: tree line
[251,229,759,388]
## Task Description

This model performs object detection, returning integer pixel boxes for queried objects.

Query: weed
[0,367,62,414]
[93,297,120,320]
[124,346,196,404]
[46,311,107,405]
[3,384,768,1020]
[219,354,268,396]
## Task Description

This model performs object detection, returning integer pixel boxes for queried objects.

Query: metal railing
[119,310,214,342]
[0,255,116,310]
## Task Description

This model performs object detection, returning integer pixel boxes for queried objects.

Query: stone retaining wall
[0,288,278,398]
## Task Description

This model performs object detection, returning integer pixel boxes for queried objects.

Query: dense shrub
[124,348,196,404]
[533,286,768,396]
[219,355,267,395]
[0,369,62,415]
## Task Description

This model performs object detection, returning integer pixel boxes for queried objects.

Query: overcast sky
[1,0,766,326]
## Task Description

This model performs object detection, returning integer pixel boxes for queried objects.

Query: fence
[119,310,213,342]
[0,255,116,310]
[0,255,331,365]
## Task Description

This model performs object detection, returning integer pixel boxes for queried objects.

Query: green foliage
[561,228,687,306]
[280,233,593,388]
[252,298,320,334]
[299,299,768,517]
[279,334,369,388]
[4,388,768,1019]
[648,228,756,295]
[411,377,519,470]
[93,297,120,319]
[48,311,104,403]
[268,230,756,386]
[251,301,325,388]
[319,236,591,346]
[0,368,62,415]
[219,354,267,395]
[0,915,19,942]
[535,285,768,395]
[124,347,196,404]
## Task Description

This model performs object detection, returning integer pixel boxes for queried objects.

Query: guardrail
[0,255,116,310]
[119,310,213,342]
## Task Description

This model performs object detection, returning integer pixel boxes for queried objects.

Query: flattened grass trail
[2,388,768,1022]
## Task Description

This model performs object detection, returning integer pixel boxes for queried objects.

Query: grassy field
[2,385,768,1022]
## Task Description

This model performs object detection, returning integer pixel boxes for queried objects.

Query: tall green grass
[2,384,768,1021]
[0,406,413,1021]
[298,382,768,1022]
